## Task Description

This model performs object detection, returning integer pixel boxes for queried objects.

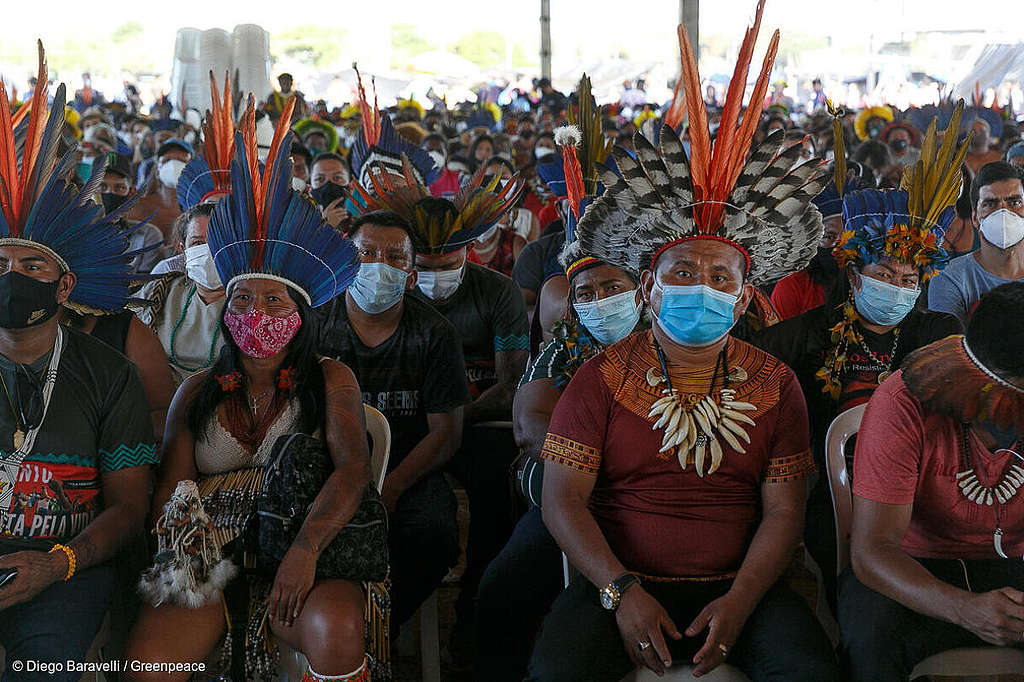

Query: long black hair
[186,286,326,440]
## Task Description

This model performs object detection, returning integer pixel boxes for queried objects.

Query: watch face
[600,588,616,610]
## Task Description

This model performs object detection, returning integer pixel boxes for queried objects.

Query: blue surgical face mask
[573,289,641,346]
[852,274,918,326]
[654,283,738,347]
[349,261,409,314]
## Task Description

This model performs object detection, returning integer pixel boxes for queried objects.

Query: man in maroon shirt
[841,281,1024,681]
[525,6,838,675]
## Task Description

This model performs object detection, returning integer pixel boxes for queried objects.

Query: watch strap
[613,572,640,595]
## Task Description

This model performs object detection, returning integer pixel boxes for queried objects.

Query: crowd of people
[1,4,1024,681]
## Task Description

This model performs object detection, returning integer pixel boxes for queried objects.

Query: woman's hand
[268,543,317,627]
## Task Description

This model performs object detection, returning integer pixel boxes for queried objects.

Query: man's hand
[686,592,753,677]
[0,550,66,610]
[615,586,681,675]
[322,197,349,231]
[956,588,1024,646]
[268,544,317,627]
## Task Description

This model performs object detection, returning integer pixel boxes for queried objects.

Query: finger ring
[718,643,729,656]
[638,640,651,651]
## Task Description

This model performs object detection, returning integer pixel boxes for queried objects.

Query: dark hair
[966,281,1024,379]
[971,161,1023,210]
[186,286,326,440]
[174,202,216,245]
[852,139,890,172]
[484,156,516,174]
[290,141,312,168]
[311,152,346,170]
[422,133,445,148]
[468,135,495,172]
[349,209,411,234]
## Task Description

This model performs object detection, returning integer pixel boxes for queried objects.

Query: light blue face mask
[853,274,918,326]
[349,261,409,314]
[573,289,641,346]
[654,283,738,347]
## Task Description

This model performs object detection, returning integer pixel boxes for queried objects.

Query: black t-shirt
[317,296,472,469]
[410,263,529,396]
[0,327,157,551]
[753,305,961,468]
[512,229,565,294]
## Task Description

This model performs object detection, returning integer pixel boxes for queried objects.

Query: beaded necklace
[169,284,222,372]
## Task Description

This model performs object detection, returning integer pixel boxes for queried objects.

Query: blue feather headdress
[207,97,360,308]
[0,42,153,315]
[835,101,972,282]
[350,67,438,191]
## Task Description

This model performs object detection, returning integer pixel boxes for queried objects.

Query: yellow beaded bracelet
[49,543,76,581]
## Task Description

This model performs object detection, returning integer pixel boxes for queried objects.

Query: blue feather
[209,132,360,307]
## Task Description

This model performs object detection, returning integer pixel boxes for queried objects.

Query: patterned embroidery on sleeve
[99,442,159,471]
[494,334,530,352]
[764,449,815,483]
[540,434,602,474]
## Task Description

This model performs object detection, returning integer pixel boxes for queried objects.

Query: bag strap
[266,432,305,476]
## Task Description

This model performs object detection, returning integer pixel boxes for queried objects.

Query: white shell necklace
[647,342,757,477]
[955,423,1024,558]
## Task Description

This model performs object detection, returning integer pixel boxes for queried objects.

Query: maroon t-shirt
[854,371,1024,559]
[541,332,814,579]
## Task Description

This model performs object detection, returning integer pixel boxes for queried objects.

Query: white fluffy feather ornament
[139,480,237,608]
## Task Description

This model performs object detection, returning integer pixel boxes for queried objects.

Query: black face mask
[0,271,61,329]
[311,181,349,209]
[890,139,909,153]
[807,245,839,284]
[101,192,129,215]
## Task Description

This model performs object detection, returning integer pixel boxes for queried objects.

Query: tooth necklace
[954,423,1024,558]
[646,342,757,477]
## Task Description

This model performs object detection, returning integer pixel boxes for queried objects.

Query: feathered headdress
[903,335,1024,431]
[576,0,828,286]
[349,65,438,190]
[207,96,360,307]
[293,117,339,153]
[348,156,521,255]
[853,105,894,141]
[811,100,872,219]
[835,101,971,282]
[177,72,237,210]
[0,41,153,314]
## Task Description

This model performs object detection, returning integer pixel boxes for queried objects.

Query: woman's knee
[289,582,366,668]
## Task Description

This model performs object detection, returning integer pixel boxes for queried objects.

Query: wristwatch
[599,572,640,611]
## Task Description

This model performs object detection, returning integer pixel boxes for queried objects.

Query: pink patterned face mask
[223,309,302,358]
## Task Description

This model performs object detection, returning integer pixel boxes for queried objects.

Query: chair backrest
[364,404,391,493]
[825,403,866,575]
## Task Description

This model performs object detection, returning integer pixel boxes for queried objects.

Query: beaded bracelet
[48,543,76,581]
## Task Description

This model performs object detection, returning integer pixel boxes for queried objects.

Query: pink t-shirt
[853,371,1024,559]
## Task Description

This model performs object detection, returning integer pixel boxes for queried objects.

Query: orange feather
[678,23,708,192]
[354,64,381,147]
[203,71,236,191]
[563,146,585,220]
[0,79,18,232]
[0,41,51,237]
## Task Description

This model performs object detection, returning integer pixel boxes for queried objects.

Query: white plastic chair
[825,404,1024,680]
[278,405,392,681]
